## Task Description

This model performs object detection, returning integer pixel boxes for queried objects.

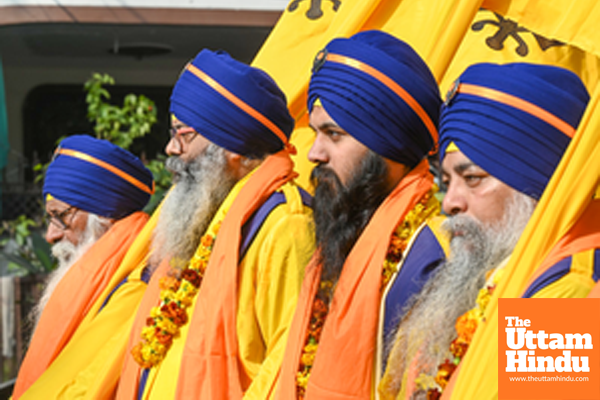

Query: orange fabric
[520,198,600,295]
[115,151,297,400]
[276,159,433,400]
[458,83,576,138]
[174,150,296,399]
[13,211,149,399]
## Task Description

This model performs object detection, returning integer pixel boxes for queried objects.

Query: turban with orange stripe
[170,49,294,158]
[439,63,589,200]
[307,30,441,168]
[43,135,154,219]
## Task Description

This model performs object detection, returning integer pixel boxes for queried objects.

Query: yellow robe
[140,177,314,400]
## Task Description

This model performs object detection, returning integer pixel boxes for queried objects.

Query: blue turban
[170,49,294,158]
[43,135,154,219]
[439,63,589,200]
[307,30,442,168]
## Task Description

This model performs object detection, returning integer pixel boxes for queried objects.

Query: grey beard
[33,213,111,325]
[150,143,236,270]
[381,190,536,399]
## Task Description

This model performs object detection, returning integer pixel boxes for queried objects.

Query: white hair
[149,143,237,271]
[33,213,112,325]
[381,190,536,399]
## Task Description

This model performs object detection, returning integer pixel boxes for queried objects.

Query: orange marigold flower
[450,337,469,358]
[434,359,456,389]
[455,313,478,342]
[160,301,188,325]
[427,388,441,400]
[155,328,173,346]
[201,234,214,248]
[145,317,155,326]
[181,269,202,288]
[159,276,180,291]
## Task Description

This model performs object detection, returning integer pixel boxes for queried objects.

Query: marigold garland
[418,267,506,398]
[131,221,222,369]
[296,187,440,398]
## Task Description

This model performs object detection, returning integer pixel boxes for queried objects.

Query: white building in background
[0,0,288,218]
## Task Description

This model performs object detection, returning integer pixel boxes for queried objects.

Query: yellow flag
[252,0,484,190]
[439,7,600,95]
[447,2,600,398]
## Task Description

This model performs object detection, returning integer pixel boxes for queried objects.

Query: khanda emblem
[472,11,564,57]
[288,0,341,20]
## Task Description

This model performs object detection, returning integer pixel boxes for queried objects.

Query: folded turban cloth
[439,63,590,200]
[170,49,294,158]
[43,135,154,219]
[307,30,442,168]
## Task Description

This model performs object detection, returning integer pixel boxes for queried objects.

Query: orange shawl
[13,211,148,399]
[520,198,600,296]
[276,160,433,400]
[115,150,295,399]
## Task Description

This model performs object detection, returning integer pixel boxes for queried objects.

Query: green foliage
[84,73,157,150]
[0,215,55,275]
[13,73,170,276]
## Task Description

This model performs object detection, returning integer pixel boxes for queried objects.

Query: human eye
[463,173,485,187]
[324,128,345,141]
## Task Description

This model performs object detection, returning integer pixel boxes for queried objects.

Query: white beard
[149,143,237,271]
[33,213,111,325]
[381,190,536,399]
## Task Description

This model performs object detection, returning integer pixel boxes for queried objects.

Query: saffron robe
[275,161,449,400]
[14,211,151,399]
[116,154,315,400]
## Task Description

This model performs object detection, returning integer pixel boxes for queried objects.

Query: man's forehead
[309,106,340,129]
[442,151,481,173]
[45,197,71,211]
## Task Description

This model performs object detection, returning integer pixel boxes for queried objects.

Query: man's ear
[224,151,245,179]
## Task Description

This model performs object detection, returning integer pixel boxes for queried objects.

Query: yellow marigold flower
[160,289,177,303]
[415,373,438,391]
[304,342,318,355]
[296,372,310,389]
[157,317,179,334]
[141,326,155,341]
[150,306,162,319]
[301,351,316,366]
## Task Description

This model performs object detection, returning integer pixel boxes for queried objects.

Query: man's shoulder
[408,215,450,258]
[239,182,314,260]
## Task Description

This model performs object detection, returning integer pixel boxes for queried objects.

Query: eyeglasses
[169,126,198,151]
[44,206,79,231]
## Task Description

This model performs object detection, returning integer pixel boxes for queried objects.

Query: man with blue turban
[14,135,154,399]
[275,30,449,399]
[380,63,598,400]
[115,49,315,400]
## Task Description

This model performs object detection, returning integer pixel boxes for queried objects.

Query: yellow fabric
[141,177,314,400]
[438,7,600,96]
[445,142,459,154]
[252,0,485,189]
[531,249,596,299]
[449,55,600,400]
[20,203,161,400]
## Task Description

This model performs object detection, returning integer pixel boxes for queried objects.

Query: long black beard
[312,151,391,300]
